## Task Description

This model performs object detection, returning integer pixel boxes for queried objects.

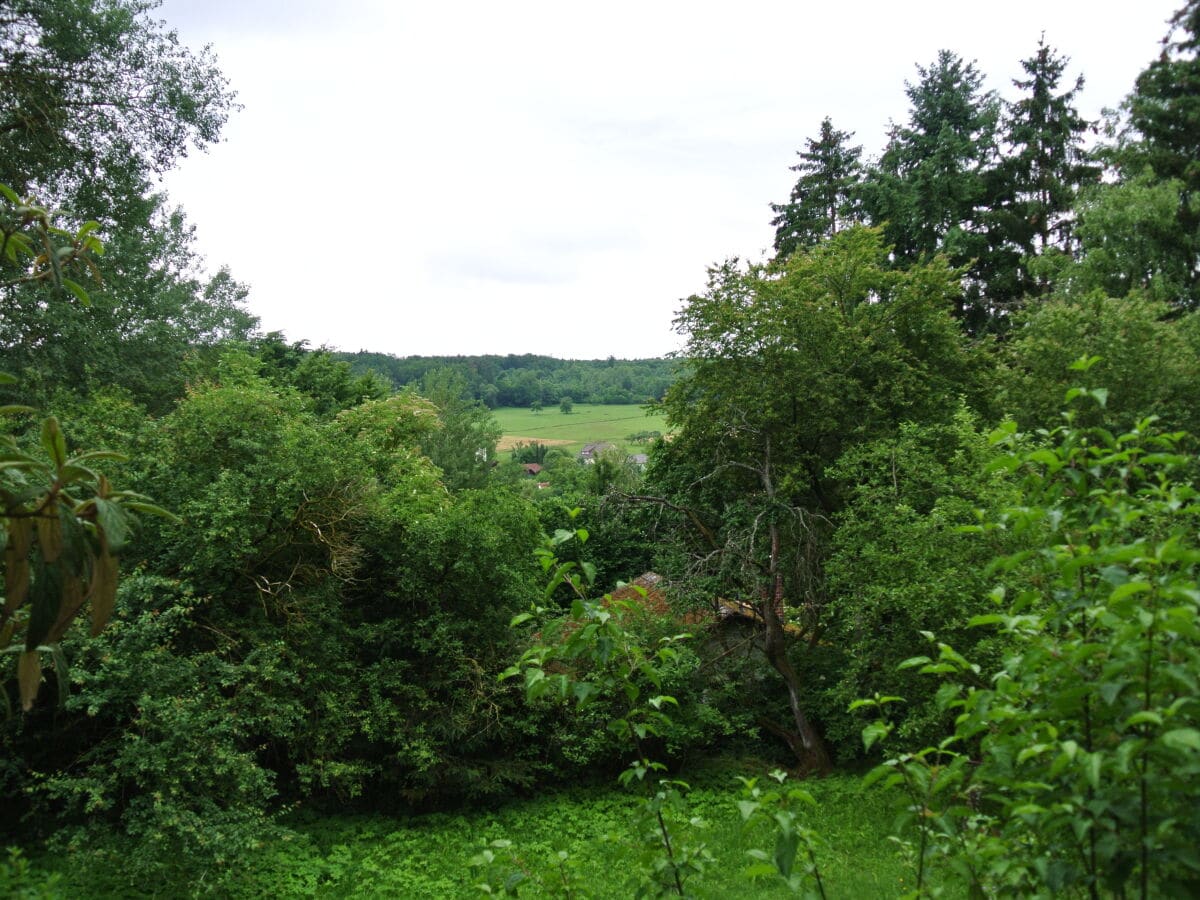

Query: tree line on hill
[338,352,677,407]
[1,1,1199,896]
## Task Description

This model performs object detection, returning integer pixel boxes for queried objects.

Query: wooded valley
[2,1,1200,896]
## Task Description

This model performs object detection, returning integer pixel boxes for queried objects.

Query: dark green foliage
[651,226,990,767]
[770,117,863,258]
[339,352,677,407]
[819,413,1017,757]
[0,0,234,202]
[994,38,1099,298]
[511,441,549,464]
[253,334,389,417]
[860,51,1002,326]
[1125,1,1200,301]
[30,576,288,891]
[9,3,1200,892]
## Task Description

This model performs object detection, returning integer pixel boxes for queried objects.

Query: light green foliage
[419,367,503,491]
[1037,173,1195,304]
[999,293,1200,435]
[667,228,985,487]
[504,523,709,896]
[74,776,895,898]
[141,370,374,603]
[862,376,1200,897]
[559,396,574,415]
[654,226,988,768]
[0,847,62,899]
[737,771,827,898]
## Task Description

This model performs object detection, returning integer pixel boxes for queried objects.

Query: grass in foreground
[252,775,906,897]
[35,772,918,897]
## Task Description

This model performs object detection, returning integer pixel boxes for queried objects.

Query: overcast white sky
[155,0,1182,360]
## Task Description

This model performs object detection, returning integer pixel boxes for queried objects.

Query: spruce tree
[859,51,1001,329]
[995,38,1099,298]
[770,117,863,259]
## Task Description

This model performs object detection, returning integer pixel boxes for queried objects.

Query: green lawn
[494,404,669,455]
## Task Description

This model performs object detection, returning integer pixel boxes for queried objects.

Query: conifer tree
[859,51,1001,328]
[995,38,1098,297]
[769,117,863,259]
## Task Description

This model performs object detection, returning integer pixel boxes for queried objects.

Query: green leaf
[49,643,70,708]
[571,681,595,704]
[40,417,67,470]
[1161,729,1200,752]
[1086,753,1102,791]
[967,614,1005,628]
[1068,355,1102,371]
[56,464,98,486]
[120,501,181,524]
[92,498,129,552]
[1124,710,1163,729]
[25,558,63,650]
[862,721,890,751]
[60,277,91,306]
[1108,581,1151,605]
[774,826,800,879]
[743,862,777,880]
[68,450,127,465]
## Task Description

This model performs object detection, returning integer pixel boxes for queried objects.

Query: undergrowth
[35,770,910,898]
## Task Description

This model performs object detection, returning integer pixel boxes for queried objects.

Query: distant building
[579,441,615,463]
[521,463,543,476]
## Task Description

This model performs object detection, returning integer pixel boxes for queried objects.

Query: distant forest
[337,352,678,407]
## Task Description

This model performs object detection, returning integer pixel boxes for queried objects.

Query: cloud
[156,0,1183,360]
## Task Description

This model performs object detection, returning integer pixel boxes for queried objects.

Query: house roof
[579,441,616,457]
[607,573,806,636]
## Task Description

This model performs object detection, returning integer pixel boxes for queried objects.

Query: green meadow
[494,404,669,454]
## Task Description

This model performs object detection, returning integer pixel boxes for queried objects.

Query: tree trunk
[759,440,832,774]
